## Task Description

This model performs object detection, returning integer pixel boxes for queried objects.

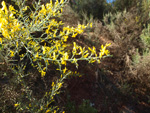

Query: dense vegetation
[0,0,150,112]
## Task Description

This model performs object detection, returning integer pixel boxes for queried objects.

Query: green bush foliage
[131,1,150,91]
[112,0,138,12]
[137,0,150,24]
[103,9,141,43]
[69,0,110,20]
[141,24,150,49]
[131,22,150,88]
[65,99,97,113]
[0,0,110,112]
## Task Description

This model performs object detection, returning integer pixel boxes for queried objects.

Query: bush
[103,9,142,44]
[137,0,150,25]
[131,22,150,91]
[0,0,110,112]
[69,0,109,20]
[130,0,150,96]
[112,0,138,12]
[103,6,145,99]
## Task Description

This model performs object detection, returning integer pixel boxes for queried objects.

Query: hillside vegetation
[0,0,150,113]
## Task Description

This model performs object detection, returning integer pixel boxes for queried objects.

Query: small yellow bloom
[51,82,54,87]
[41,70,46,77]
[22,6,28,11]
[83,53,89,58]
[63,67,67,73]
[60,0,64,4]
[55,0,59,7]
[42,46,46,54]
[72,42,78,54]
[0,37,2,43]
[72,58,77,64]
[61,8,63,12]
[2,1,8,14]
[72,33,78,37]
[88,46,96,55]
[106,43,111,47]
[35,52,39,58]
[9,5,15,12]
[90,23,92,28]
[10,50,14,57]
[63,35,68,42]
[53,52,56,60]
[57,83,62,89]
[46,109,50,113]
[29,103,31,107]
[14,103,19,107]
[63,52,69,60]
[61,59,66,65]
[16,41,18,47]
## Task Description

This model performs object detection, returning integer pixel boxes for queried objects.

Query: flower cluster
[0,0,110,112]
[0,1,20,39]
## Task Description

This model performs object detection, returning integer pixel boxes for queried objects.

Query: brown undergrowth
[60,4,150,113]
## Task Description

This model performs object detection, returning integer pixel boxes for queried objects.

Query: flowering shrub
[0,0,110,112]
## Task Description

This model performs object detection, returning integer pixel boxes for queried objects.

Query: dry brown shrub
[131,51,150,90]
[61,5,80,27]
[104,8,142,64]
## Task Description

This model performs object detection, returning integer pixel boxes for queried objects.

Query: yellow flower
[2,29,9,38]
[51,82,54,87]
[40,5,47,15]
[57,83,62,89]
[63,67,67,73]
[90,23,92,28]
[63,52,69,60]
[61,59,66,65]
[61,8,63,12]
[9,5,15,12]
[42,46,46,54]
[83,53,89,58]
[72,33,78,37]
[106,43,111,47]
[35,52,39,58]
[104,50,110,55]
[88,46,96,55]
[0,37,2,43]
[41,70,46,77]
[16,41,18,47]
[53,52,56,60]
[72,58,77,64]
[72,42,78,54]
[46,109,50,113]
[55,0,59,7]
[29,103,31,107]
[53,33,56,37]
[14,103,19,107]
[10,50,14,57]
[60,0,64,4]
[79,47,85,55]
[2,1,8,15]
[22,6,28,11]
[63,35,68,42]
